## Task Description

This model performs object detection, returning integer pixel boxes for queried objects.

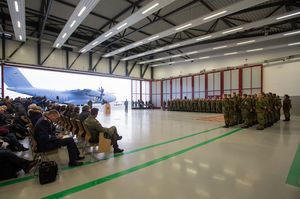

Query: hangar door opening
[3,65,131,105]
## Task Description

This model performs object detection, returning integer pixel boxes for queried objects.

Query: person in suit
[84,108,124,153]
[34,110,84,166]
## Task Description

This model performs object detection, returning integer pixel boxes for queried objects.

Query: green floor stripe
[0,126,221,187]
[286,141,300,187]
[0,176,34,187]
[42,128,242,199]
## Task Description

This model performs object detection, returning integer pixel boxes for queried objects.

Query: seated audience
[70,106,80,120]
[0,150,37,181]
[84,108,124,153]
[34,110,84,166]
[79,105,91,122]
[28,104,43,126]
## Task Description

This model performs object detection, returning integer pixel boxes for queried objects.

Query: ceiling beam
[39,0,53,39]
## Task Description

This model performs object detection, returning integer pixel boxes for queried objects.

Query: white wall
[264,60,300,96]
[1,38,151,79]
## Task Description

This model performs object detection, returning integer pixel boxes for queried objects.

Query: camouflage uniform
[222,95,232,127]
[256,94,267,130]
[240,94,252,128]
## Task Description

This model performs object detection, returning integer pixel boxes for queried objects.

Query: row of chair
[56,116,112,161]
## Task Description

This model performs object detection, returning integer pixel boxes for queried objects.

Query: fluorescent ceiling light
[175,23,192,31]
[203,10,227,20]
[213,45,227,50]
[169,44,180,48]
[186,51,198,55]
[117,23,128,30]
[276,11,300,20]
[70,20,76,28]
[283,30,300,36]
[53,0,100,48]
[222,27,243,34]
[56,43,60,47]
[185,59,194,62]
[288,42,300,46]
[119,48,126,52]
[62,33,67,38]
[142,3,159,14]
[14,1,19,12]
[136,29,300,65]
[237,40,255,45]
[107,0,270,58]
[199,56,210,59]
[78,6,86,17]
[7,0,26,41]
[105,32,113,37]
[148,35,159,41]
[134,41,144,46]
[224,52,238,55]
[92,41,98,45]
[81,49,86,53]
[81,1,175,54]
[154,48,164,52]
[246,48,263,52]
[196,35,212,41]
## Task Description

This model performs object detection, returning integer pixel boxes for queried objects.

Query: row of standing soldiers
[166,92,292,131]
[223,92,291,130]
[167,98,223,113]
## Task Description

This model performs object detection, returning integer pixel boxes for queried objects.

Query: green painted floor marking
[42,128,242,199]
[0,126,221,187]
[0,176,34,187]
[286,141,300,187]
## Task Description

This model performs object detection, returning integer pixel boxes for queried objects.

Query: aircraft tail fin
[4,66,33,88]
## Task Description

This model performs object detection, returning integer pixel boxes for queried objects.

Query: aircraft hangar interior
[0,0,300,198]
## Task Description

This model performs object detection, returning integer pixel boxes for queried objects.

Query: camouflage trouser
[257,112,265,129]
[276,109,281,121]
[233,110,238,125]
[224,112,230,126]
[284,109,290,120]
[237,110,243,124]
[242,110,251,127]
[102,126,119,148]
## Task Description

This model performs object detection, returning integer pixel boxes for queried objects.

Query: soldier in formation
[222,92,284,130]
[167,97,223,113]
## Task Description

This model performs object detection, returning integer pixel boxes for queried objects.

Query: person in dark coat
[283,94,292,121]
[28,104,43,126]
[34,110,84,166]
[0,150,37,181]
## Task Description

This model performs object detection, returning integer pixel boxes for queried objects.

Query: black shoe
[24,160,38,173]
[69,161,84,167]
[117,136,123,140]
[76,156,85,160]
[114,148,124,153]
[223,125,229,128]
[256,127,264,130]
[241,126,249,128]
